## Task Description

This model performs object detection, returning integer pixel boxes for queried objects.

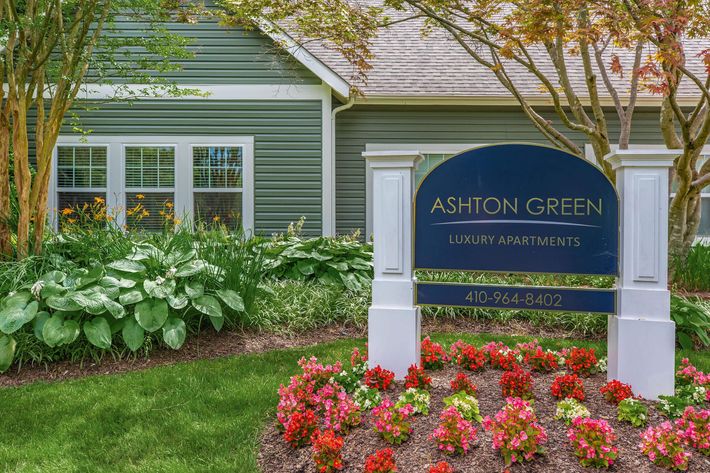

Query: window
[125,146,176,232]
[52,136,255,234]
[56,146,108,218]
[192,145,244,229]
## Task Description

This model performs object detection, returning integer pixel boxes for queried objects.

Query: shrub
[500,366,534,400]
[312,429,344,473]
[640,421,691,471]
[457,344,486,371]
[428,462,454,473]
[600,380,635,405]
[551,374,585,401]
[314,384,361,434]
[364,448,397,473]
[450,372,477,396]
[618,398,648,428]
[482,397,548,466]
[365,366,395,390]
[371,398,414,445]
[565,347,598,377]
[555,398,591,425]
[263,220,373,292]
[395,388,431,416]
[443,391,483,423]
[430,406,477,455]
[675,407,710,455]
[352,384,382,411]
[421,336,448,369]
[404,364,432,390]
[567,418,619,468]
[283,409,318,448]
[525,347,559,373]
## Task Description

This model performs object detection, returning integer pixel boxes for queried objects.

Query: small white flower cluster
[595,357,608,373]
[395,387,431,415]
[500,348,524,363]
[165,267,177,279]
[680,384,707,403]
[554,398,591,425]
[352,383,381,410]
[31,280,45,299]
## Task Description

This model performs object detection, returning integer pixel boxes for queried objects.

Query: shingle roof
[300,0,709,100]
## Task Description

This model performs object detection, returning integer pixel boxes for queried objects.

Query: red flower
[457,344,487,371]
[600,380,634,405]
[364,448,397,473]
[312,429,345,473]
[551,374,585,401]
[500,366,534,400]
[450,372,477,396]
[365,365,395,390]
[525,347,558,373]
[565,347,597,377]
[283,409,318,448]
[421,337,449,369]
[404,364,432,390]
[429,461,455,473]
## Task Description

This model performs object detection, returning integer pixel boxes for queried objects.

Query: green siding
[335,105,665,235]
[61,100,323,235]
[94,16,320,85]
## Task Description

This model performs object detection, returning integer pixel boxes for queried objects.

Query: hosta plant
[483,397,548,466]
[311,429,344,473]
[554,398,591,426]
[640,421,691,471]
[371,398,414,445]
[443,391,483,423]
[567,418,619,468]
[395,388,430,416]
[675,406,710,455]
[430,406,477,455]
[364,448,397,473]
[617,398,648,428]
[404,364,432,390]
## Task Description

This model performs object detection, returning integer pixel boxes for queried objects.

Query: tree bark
[0,118,11,258]
[11,97,31,259]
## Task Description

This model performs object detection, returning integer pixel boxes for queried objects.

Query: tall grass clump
[673,244,710,292]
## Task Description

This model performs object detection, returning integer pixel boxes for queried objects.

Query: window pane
[126,193,175,232]
[194,192,242,230]
[698,198,710,237]
[193,146,242,189]
[416,153,455,185]
[125,146,175,189]
[57,192,107,229]
[56,146,107,189]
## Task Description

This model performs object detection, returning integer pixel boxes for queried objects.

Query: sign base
[368,306,421,379]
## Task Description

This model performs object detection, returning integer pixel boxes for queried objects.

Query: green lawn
[0,333,708,473]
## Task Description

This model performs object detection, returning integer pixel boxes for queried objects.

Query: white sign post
[363,150,423,378]
[606,149,678,400]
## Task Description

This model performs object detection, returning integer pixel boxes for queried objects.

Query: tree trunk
[0,122,11,258]
[669,187,702,260]
[11,103,31,259]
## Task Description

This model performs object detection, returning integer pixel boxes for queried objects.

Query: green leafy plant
[554,398,591,426]
[670,295,710,350]
[395,387,431,416]
[657,395,698,419]
[617,398,648,427]
[443,391,483,423]
[264,218,373,291]
[672,245,710,292]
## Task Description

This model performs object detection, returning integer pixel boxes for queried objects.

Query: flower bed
[260,341,710,472]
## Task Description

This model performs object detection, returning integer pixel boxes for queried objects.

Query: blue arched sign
[414,143,619,314]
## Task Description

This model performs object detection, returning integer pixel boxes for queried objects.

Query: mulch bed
[259,366,710,473]
[0,317,589,388]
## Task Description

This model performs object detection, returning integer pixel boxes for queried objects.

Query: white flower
[31,281,45,298]
[155,276,166,285]
[165,267,177,279]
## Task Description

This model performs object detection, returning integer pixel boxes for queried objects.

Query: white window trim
[52,135,255,235]
[364,143,485,238]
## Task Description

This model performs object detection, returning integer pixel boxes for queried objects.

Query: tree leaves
[135,298,169,332]
[162,317,186,350]
[122,318,145,352]
[83,317,112,349]
[0,334,16,373]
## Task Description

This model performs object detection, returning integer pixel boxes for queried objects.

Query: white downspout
[329,96,355,235]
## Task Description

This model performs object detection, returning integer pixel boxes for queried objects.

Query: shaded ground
[0,317,587,388]
[260,366,710,473]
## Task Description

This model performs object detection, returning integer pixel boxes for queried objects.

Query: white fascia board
[257,19,351,100]
[71,84,330,101]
